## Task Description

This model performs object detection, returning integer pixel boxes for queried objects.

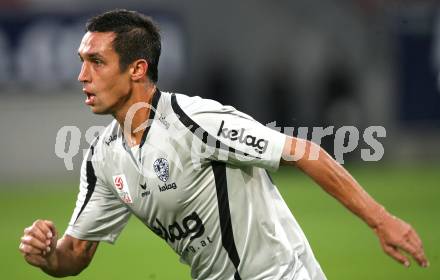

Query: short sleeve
[65,145,131,244]
[171,94,286,171]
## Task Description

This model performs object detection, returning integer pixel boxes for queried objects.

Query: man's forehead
[78,31,116,54]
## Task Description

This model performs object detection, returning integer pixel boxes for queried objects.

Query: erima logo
[152,211,205,243]
[217,120,269,154]
[139,183,151,197]
[158,182,177,192]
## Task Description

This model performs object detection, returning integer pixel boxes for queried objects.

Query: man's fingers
[407,229,429,266]
[398,237,417,256]
[408,230,423,249]
[24,226,46,242]
[397,234,429,267]
[43,220,57,237]
[19,243,43,256]
[382,242,410,267]
[404,239,428,267]
[21,235,48,251]
[34,220,54,240]
[408,230,429,267]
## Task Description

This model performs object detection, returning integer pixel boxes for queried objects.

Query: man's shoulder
[165,91,228,117]
[91,120,119,151]
[81,120,119,170]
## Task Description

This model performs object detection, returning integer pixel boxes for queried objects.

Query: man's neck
[114,84,157,147]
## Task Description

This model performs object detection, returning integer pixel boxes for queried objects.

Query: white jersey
[66,90,327,280]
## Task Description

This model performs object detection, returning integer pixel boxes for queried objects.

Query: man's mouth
[84,92,96,105]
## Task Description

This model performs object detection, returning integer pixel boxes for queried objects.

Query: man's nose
[78,62,91,83]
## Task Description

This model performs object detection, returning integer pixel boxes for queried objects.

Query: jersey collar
[139,88,161,148]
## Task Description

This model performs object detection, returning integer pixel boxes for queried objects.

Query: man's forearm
[288,139,387,228]
[41,238,97,277]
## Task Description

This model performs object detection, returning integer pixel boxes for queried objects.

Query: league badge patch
[112,174,133,203]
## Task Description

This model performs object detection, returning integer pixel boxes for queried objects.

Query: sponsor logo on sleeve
[217,120,269,154]
[112,174,133,203]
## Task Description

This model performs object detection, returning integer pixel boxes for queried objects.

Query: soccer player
[19,9,428,280]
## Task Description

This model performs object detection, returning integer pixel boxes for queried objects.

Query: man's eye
[93,59,102,65]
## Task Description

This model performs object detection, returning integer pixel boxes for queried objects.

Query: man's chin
[90,106,109,115]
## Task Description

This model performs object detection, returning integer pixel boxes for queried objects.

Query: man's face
[77,31,131,115]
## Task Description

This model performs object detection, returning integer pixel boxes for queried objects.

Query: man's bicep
[280,136,322,167]
[280,136,340,188]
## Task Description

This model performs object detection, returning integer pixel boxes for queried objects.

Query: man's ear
[130,59,148,81]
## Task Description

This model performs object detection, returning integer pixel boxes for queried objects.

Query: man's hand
[374,213,429,268]
[19,219,58,269]
[19,220,98,277]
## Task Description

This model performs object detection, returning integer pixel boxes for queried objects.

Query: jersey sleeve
[65,145,131,244]
[171,94,286,171]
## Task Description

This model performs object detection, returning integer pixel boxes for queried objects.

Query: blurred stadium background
[0,0,439,279]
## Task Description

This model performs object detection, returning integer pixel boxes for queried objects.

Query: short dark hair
[86,9,161,83]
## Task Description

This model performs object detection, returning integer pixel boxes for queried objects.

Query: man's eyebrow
[78,52,105,60]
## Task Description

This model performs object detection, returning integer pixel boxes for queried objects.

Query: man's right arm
[19,219,98,277]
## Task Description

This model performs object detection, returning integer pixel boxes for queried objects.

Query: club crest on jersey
[153,158,169,182]
[112,174,133,203]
